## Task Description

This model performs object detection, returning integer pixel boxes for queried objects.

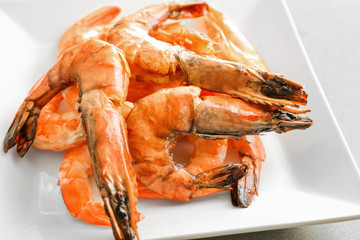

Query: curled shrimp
[107,2,307,107]
[55,2,309,107]
[3,39,138,240]
[126,86,312,201]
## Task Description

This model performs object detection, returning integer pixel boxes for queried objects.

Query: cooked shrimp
[3,39,138,240]
[38,88,229,201]
[107,2,308,106]
[33,89,85,151]
[229,136,265,208]
[58,5,121,56]
[126,86,312,201]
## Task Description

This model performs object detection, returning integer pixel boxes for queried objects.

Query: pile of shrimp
[3,2,313,240]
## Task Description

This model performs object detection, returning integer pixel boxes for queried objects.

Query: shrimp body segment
[127,87,247,201]
[107,2,209,79]
[127,86,312,201]
[33,91,86,151]
[3,39,138,240]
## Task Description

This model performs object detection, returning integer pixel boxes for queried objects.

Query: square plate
[0,0,360,239]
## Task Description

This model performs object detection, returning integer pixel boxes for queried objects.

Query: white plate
[0,0,360,239]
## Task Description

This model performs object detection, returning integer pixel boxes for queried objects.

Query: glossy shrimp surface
[127,86,312,201]
[3,39,138,240]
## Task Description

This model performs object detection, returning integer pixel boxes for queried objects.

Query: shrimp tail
[230,176,254,208]
[193,95,312,139]
[83,103,139,240]
[230,158,258,208]
[195,164,248,189]
[229,137,265,208]
[3,100,39,156]
[102,186,136,240]
[176,50,307,107]
[3,53,82,156]
[273,109,313,132]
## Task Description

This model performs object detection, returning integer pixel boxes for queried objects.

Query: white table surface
[199,0,360,239]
